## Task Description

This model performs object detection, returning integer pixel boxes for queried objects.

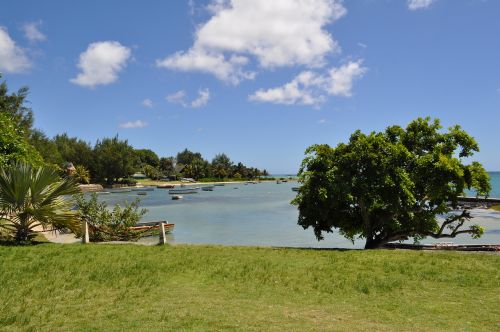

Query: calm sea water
[97,173,500,248]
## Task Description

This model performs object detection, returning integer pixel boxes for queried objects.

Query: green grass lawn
[0,244,499,331]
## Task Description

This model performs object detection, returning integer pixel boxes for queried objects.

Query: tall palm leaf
[0,163,80,242]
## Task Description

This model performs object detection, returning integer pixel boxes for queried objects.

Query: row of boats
[99,182,297,198]
[98,184,226,199]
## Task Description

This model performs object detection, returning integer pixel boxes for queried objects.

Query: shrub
[74,193,147,242]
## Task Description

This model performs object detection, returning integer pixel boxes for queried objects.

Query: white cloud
[142,98,153,108]
[357,42,367,49]
[157,0,346,84]
[325,60,367,97]
[158,49,254,84]
[166,90,187,105]
[119,120,147,129]
[318,118,327,124]
[191,88,210,108]
[249,71,324,105]
[166,88,211,108]
[408,0,436,10]
[23,21,46,42]
[70,41,131,88]
[0,27,32,73]
[249,60,367,105]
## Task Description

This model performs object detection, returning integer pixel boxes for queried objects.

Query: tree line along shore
[1,75,269,186]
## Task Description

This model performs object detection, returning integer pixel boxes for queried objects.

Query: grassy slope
[0,245,499,331]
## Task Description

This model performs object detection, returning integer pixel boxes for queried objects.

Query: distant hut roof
[62,162,76,171]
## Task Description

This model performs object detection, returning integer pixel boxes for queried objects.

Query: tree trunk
[364,236,389,249]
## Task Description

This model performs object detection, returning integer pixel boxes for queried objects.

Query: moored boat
[202,186,214,191]
[214,183,225,186]
[109,188,132,193]
[137,191,147,196]
[132,187,154,192]
[169,187,199,194]
[157,184,175,189]
[291,187,299,192]
[171,195,183,200]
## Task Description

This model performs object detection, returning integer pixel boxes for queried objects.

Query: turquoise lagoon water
[97,174,500,248]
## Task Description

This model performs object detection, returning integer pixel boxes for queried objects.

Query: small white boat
[202,186,214,191]
[171,195,183,200]
[169,187,199,194]
[96,191,111,195]
[137,191,148,196]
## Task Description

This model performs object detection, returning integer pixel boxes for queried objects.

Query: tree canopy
[292,117,491,249]
[0,75,33,134]
[93,136,137,184]
[0,112,42,167]
[135,149,160,168]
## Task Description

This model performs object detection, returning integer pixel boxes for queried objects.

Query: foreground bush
[74,193,147,242]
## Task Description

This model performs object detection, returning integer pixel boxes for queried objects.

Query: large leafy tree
[0,75,33,134]
[53,134,94,172]
[135,149,160,168]
[293,118,491,249]
[93,136,137,184]
[0,163,80,242]
[159,156,176,176]
[212,153,232,179]
[28,129,63,165]
[176,148,203,165]
[0,112,43,167]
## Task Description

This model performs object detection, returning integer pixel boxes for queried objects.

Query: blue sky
[1,0,499,173]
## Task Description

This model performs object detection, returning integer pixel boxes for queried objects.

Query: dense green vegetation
[0,112,43,167]
[0,76,266,184]
[294,118,491,249]
[0,244,498,331]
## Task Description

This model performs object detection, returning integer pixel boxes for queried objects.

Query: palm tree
[0,163,80,242]
[73,165,91,184]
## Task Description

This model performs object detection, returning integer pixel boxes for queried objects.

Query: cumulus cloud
[119,120,147,129]
[249,60,367,105]
[408,0,436,10]
[166,88,211,108]
[70,41,131,88]
[249,71,324,105]
[23,21,46,42]
[157,0,346,84]
[158,49,254,84]
[142,98,153,108]
[325,60,367,97]
[0,27,32,73]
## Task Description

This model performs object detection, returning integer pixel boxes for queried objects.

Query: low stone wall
[79,184,104,192]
